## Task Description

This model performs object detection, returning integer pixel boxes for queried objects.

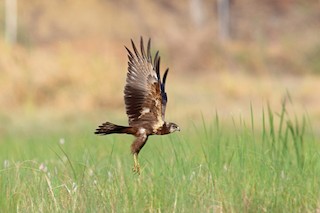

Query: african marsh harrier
[95,38,180,174]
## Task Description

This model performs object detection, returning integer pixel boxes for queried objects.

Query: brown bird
[95,38,180,174]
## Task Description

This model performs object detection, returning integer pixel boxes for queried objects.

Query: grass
[0,101,320,212]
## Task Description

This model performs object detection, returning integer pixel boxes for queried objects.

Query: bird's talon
[132,153,141,174]
[132,165,140,174]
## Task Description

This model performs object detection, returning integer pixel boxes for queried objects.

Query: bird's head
[168,122,180,133]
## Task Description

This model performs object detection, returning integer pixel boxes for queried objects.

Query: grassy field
[1,101,319,212]
[1,1,320,212]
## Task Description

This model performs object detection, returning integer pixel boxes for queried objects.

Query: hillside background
[0,0,320,130]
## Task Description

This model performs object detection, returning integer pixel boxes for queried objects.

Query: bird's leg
[132,153,140,174]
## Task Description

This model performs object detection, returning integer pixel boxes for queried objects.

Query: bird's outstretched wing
[124,37,168,129]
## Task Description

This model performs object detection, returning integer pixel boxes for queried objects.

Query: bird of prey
[95,37,180,174]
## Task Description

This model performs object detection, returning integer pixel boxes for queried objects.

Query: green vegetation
[1,1,319,211]
[1,101,319,212]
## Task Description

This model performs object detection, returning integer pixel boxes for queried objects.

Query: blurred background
[0,0,320,131]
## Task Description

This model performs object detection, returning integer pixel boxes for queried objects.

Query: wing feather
[161,68,169,119]
[147,39,152,62]
[124,37,168,129]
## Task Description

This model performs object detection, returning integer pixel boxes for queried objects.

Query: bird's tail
[95,122,130,135]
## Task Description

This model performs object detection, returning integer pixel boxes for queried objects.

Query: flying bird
[95,37,180,174]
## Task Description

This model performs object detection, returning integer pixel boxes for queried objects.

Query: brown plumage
[95,37,180,174]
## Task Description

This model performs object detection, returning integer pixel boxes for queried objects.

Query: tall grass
[0,101,319,212]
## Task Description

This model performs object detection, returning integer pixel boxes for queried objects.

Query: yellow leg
[132,153,140,174]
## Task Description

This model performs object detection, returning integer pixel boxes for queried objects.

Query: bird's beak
[177,127,181,131]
